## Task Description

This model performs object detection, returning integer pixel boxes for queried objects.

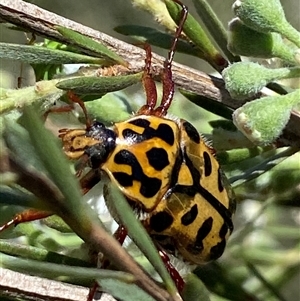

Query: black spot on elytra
[181,204,198,226]
[203,151,212,177]
[209,239,226,260]
[182,121,200,144]
[217,168,225,192]
[186,216,213,255]
[146,148,169,171]
[170,149,233,232]
[219,222,228,238]
[150,211,174,232]
[228,199,236,229]
[124,118,175,145]
[113,172,133,187]
[113,149,162,198]
[169,150,183,188]
[194,217,213,249]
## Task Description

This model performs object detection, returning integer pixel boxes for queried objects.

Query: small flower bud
[233,0,300,47]
[222,62,300,100]
[228,18,298,65]
[232,89,300,145]
[131,0,176,30]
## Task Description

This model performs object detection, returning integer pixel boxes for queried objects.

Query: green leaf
[57,26,128,66]
[229,147,298,186]
[0,241,91,267]
[179,89,233,120]
[99,278,155,301]
[56,72,143,94]
[181,273,211,301]
[0,186,38,208]
[115,25,200,57]
[0,43,107,65]
[194,262,257,301]
[20,106,103,231]
[0,253,135,284]
[85,93,131,124]
[104,183,179,298]
[32,63,62,81]
[3,118,47,173]
[192,0,240,63]
[165,0,227,72]
[216,147,265,165]
[42,215,73,233]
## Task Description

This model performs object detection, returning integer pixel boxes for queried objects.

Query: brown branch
[0,0,299,147]
[0,268,117,301]
[0,0,233,103]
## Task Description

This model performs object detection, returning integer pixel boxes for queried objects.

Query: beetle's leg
[158,247,185,292]
[110,217,186,293]
[44,103,75,120]
[0,209,52,232]
[154,0,188,117]
[79,169,101,194]
[0,169,101,232]
[100,225,128,268]
[113,224,128,244]
[87,225,128,301]
[137,44,158,115]
[66,91,91,128]
[100,225,128,270]
[142,217,186,292]
[45,91,91,128]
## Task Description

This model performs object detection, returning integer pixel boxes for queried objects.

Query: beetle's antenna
[166,0,188,68]
[155,0,188,116]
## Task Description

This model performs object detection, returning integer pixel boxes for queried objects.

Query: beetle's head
[59,121,116,169]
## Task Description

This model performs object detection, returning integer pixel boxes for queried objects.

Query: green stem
[0,80,62,114]
[283,67,300,79]
[165,0,226,72]
[281,23,300,48]
[230,147,298,186]
[246,262,289,301]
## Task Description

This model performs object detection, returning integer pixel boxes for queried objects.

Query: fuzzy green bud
[228,18,299,65]
[222,62,300,100]
[233,0,300,48]
[131,0,176,32]
[233,89,300,145]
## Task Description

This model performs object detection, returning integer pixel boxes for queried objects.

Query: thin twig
[246,263,289,301]
[0,268,117,301]
[0,0,299,147]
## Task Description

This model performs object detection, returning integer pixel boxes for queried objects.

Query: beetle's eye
[93,121,105,129]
